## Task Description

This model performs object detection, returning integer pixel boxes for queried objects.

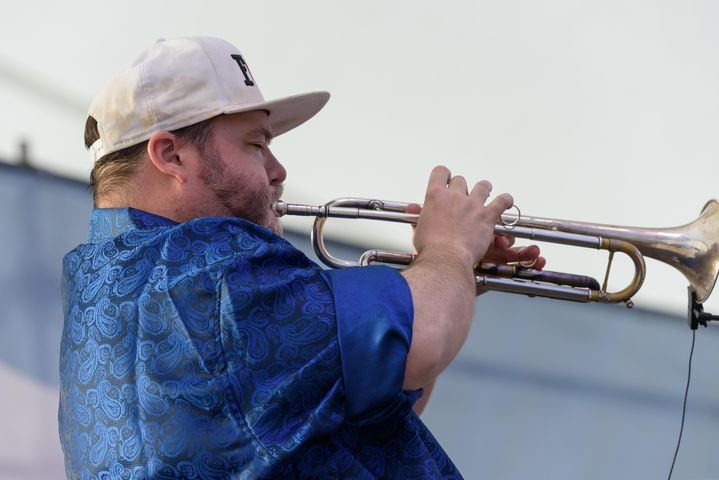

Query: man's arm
[412,379,436,415]
[401,165,514,391]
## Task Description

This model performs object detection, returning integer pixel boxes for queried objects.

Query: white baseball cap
[87,36,330,161]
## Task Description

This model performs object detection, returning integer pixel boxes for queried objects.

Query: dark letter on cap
[230,54,255,86]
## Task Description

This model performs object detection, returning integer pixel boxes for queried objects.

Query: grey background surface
[2,164,717,479]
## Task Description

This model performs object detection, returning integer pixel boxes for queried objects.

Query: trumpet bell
[666,200,719,303]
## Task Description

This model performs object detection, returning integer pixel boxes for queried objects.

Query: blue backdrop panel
[1,164,717,479]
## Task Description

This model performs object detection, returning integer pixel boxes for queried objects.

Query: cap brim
[224,91,330,137]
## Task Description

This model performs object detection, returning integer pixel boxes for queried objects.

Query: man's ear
[146,131,191,184]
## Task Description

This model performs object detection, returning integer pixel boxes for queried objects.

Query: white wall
[1,0,717,314]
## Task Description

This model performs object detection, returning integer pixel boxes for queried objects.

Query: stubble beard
[199,149,284,235]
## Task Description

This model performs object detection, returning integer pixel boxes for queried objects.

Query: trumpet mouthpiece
[273,201,288,217]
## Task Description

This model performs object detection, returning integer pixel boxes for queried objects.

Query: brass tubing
[588,239,646,304]
[275,198,717,306]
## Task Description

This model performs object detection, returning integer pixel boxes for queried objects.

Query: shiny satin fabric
[59,208,461,479]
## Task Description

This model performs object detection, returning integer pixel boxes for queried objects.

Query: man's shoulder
[176,216,298,260]
[66,214,308,277]
[162,217,317,278]
[181,216,280,242]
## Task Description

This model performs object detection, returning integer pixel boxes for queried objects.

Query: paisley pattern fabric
[59,208,462,479]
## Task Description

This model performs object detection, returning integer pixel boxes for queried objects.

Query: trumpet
[274,198,719,308]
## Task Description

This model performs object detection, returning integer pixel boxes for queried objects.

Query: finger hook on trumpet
[500,205,521,228]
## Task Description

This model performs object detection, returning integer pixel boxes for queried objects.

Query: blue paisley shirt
[59,208,461,479]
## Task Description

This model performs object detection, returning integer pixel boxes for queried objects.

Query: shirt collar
[87,208,177,243]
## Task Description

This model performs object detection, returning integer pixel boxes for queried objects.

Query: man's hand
[402,166,519,390]
[483,234,546,269]
[411,166,514,268]
[406,171,547,282]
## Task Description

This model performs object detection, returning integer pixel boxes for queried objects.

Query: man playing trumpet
[59,36,543,479]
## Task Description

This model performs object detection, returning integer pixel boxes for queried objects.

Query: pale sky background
[1,0,718,316]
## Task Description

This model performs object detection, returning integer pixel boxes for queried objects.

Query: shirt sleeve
[320,265,414,419]
[218,231,415,467]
